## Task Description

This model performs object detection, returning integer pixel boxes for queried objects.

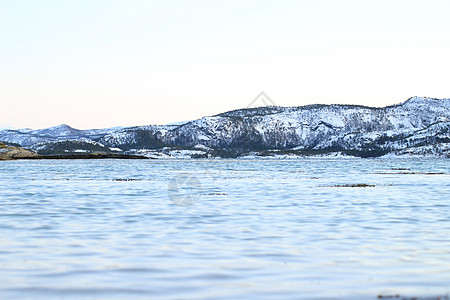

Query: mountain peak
[49,124,74,130]
[402,97,450,109]
[405,96,427,103]
[37,124,82,137]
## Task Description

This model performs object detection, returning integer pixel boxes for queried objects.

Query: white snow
[1,96,449,158]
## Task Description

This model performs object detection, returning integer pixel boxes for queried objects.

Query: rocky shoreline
[0,142,39,160]
[0,143,148,160]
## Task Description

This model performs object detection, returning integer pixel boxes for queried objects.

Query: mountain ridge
[1,96,449,158]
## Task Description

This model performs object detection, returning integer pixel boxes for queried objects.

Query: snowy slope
[1,97,449,157]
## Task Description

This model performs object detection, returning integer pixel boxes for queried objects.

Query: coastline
[0,143,148,160]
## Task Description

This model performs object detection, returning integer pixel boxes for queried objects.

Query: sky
[1,0,450,130]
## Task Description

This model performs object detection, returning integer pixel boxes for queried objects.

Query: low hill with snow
[1,97,449,158]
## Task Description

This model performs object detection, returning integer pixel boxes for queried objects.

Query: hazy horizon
[2,0,450,130]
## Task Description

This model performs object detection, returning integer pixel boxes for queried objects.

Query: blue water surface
[0,158,449,299]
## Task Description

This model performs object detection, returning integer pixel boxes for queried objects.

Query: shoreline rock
[0,142,39,160]
[0,143,148,160]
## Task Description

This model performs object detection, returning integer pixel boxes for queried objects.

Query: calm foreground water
[0,158,449,299]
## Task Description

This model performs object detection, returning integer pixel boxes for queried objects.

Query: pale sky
[1,0,450,129]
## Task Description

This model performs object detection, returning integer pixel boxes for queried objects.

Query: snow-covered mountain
[1,97,449,158]
[0,125,122,148]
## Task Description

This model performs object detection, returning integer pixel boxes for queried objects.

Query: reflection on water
[0,158,449,299]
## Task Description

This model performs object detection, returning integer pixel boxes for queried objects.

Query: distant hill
[1,96,449,158]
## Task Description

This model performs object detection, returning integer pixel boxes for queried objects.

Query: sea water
[0,158,449,299]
